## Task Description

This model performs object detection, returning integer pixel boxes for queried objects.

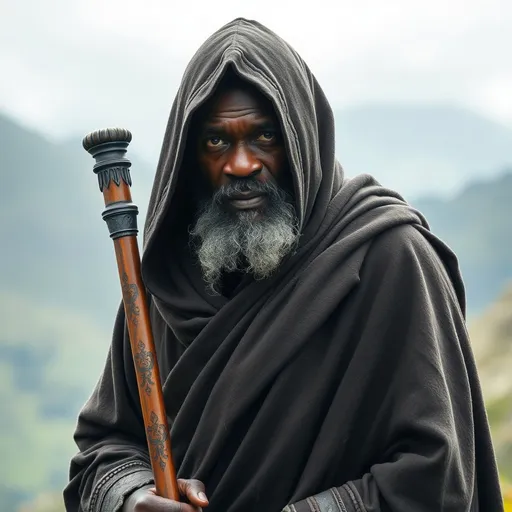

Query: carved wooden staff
[83,128,180,501]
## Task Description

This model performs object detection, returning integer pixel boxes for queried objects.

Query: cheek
[198,155,222,187]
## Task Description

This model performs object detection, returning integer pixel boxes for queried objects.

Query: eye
[257,131,276,142]
[206,136,224,148]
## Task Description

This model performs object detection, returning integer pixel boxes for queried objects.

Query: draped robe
[63,17,504,512]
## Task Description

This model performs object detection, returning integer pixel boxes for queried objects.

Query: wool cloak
[63,18,504,512]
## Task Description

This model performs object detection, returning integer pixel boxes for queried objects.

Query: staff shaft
[83,128,179,501]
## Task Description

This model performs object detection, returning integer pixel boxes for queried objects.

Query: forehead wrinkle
[203,112,276,132]
[210,108,261,120]
[211,110,273,121]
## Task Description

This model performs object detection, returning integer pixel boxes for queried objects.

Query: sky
[1,0,511,161]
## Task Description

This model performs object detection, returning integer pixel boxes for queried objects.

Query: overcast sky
[1,0,511,161]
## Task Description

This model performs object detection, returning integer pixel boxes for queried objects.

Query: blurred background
[1,1,511,510]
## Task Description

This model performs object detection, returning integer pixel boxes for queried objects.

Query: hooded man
[63,18,504,512]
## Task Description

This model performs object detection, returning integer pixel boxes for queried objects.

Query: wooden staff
[83,127,180,501]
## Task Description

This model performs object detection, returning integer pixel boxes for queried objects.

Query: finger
[138,492,202,512]
[178,478,209,507]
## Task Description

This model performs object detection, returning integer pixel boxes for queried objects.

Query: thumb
[178,478,209,506]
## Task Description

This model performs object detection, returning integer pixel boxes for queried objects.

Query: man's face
[188,81,299,293]
[194,85,291,210]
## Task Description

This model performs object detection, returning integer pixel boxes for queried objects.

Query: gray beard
[189,180,299,294]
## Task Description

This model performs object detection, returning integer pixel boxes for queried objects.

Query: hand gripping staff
[82,128,180,501]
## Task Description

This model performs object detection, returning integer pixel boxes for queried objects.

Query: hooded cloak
[64,18,504,512]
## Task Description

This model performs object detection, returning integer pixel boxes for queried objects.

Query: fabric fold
[64,17,503,512]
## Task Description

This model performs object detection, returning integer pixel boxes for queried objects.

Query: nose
[223,143,262,178]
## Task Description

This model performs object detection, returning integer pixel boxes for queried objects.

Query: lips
[227,189,260,198]
[227,193,266,210]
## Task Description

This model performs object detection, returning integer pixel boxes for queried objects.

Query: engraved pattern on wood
[121,272,140,326]
[147,411,169,470]
[134,340,156,396]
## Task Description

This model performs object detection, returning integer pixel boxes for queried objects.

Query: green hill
[469,283,512,479]
[1,112,511,511]
[0,293,109,509]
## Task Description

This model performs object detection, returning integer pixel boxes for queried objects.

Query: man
[63,18,504,512]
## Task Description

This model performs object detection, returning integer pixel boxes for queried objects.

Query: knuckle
[133,496,149,511]
[188,478,205,492]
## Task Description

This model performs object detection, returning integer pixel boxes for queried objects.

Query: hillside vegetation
[469,283,512,479]
[1,111,510,511]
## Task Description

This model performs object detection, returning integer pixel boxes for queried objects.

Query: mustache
[212,178,282,204]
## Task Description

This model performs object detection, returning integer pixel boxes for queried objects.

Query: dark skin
[122,81,289,511]
[122,481,208,512]
[193,80,291,209]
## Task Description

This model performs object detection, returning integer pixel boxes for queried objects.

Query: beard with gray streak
[189,179,299,294]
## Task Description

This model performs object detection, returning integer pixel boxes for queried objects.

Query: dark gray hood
[142,17,344,259]
[138,16,439,344]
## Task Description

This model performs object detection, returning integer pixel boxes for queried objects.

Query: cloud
[1,0,511,160]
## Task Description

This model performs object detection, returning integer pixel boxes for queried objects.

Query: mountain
[335,104,512,199]
[1,110,511,511]
[2,107,510,322]
[412,170,512,317]
[0,114,157,510]
[58,103,512,201]
[0,114,154,331]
